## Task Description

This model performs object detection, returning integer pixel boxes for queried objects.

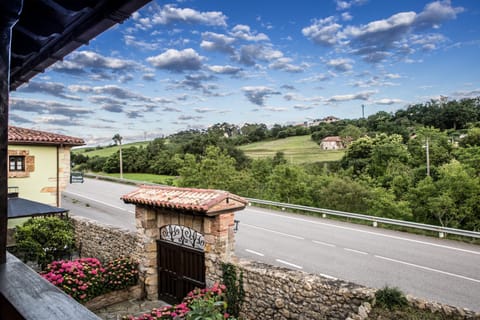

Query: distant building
[320,136,344,150]
[303,116,341,127]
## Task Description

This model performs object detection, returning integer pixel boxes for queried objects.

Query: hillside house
[8,126,84,207]
[320,136,344,150]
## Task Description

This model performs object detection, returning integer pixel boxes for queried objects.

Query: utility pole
[425,137,430,177]
[361,104,365,119]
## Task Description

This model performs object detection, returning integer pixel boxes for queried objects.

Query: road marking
[312,240,336,247]
[374,255,480,284]
[246,209,480,255]
[320,273,338,280]
[245,249,265,257]
[344,248,368,255]
[276,259,303,269]
[242,223,304,240]
[64,191,135,214]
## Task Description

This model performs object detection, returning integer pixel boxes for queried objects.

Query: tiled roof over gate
[122,185,248,215]
[8,126,85,146]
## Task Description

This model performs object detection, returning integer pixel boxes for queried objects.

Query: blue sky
[9,0,480,145]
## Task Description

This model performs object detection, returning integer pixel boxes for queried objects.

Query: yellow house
[8,126,84,207]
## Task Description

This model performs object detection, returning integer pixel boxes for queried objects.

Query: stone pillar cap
[121,185,247,215]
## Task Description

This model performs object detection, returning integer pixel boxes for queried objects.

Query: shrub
[123,283,236,320]
[41,256,139,303]
[15,217,75,269]
[42,258,105,303]
[221,263,244,318]
[104,257,139,291]
[375,286,408,310]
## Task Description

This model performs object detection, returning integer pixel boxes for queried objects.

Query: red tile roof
[8,126,85,146]
[321,136,342,142]
[122,185,248,215]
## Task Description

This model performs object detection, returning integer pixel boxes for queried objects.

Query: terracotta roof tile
[8,126,85,146]
[121,185,248,215]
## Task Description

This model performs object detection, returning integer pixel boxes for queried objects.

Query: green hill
[238,135,344,164]
[73,141,149,157]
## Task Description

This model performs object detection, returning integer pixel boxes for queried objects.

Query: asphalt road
[63,178,480,311]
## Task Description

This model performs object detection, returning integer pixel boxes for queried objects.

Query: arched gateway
[122,185,247,302]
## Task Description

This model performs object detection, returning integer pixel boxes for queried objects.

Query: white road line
[320,273,338,280]
[242,223,305,240]
[245,249,265,257]
[312,240,336,247]
[276,259,303,269]
[64,191,135,214]
[246,209,480,255]
[344,248,368,255]
[374,255,480,284]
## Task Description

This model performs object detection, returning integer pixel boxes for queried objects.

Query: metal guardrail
[78,174,480,239]
[246,198,480,239]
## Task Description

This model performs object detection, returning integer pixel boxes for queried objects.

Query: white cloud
[326,58,354,72]
[230,24,269,42]
[200,32,236,53]
[302,16,343,46]
[151,4,227,27]
[326,90,377,102]
[374,98,403,105]
[208,65,242,75]
[147,48,205,72]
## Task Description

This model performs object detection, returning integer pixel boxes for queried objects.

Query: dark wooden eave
[9,0,152,91]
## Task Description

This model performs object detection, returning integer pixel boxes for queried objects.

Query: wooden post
[0,0,23,264]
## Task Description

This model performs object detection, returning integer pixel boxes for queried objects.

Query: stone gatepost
[122,186,247,300]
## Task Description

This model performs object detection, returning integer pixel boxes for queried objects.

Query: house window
[9,156,25,171]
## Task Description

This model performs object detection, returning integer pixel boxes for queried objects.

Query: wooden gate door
[157,224,205,303]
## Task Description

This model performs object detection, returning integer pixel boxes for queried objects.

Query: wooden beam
[0,0,23,265]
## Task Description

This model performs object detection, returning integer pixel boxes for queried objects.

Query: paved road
[63,178,480,311]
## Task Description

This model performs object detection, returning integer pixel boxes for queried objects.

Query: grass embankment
[73,141,149,157]
[239,135,344,164]
[97,173,176,185]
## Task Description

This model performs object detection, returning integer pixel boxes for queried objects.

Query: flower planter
[85,284,142,311]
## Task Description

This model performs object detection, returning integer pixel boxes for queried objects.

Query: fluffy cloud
[302,16,343,46]
[230,24,269,42]
[335,0,368,11]
[151,4,227,27]
[70,85,152,102]
[102,104,124,113]
[147,48,204,72]
[293,105,314,110]
[18,81,81,101]
[124,35,161,50]
[200,32,236,53]
[237,44,283,66]
[242,86,281,106]
[326,58,354,72]
[304,1,463,63]
[326,90,376,102]
[269,58,307,73]
[52,51,140,75]
[208,65,242,75]
[194,108,216,113]
[374,98,403,105]
[171,73,218,95]
[10,98,93,119]
[178,115,203,121]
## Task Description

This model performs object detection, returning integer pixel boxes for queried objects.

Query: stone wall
[84,285,143,311]
[235,259,480,320]
[71,216,140,263]
[236,259,375,320]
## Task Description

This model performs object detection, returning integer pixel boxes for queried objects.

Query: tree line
[72,97,480,231]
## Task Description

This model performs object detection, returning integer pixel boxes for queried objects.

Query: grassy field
[239,135,344,164]
[73,141,149,157]
[101,172,176,185]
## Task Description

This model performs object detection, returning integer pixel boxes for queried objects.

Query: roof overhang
[9,0,152,91]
